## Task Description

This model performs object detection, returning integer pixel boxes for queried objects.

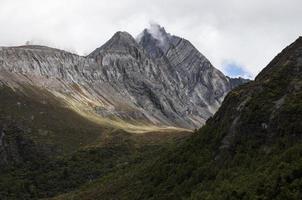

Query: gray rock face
[137,25,238,126]
[0,26,247,129]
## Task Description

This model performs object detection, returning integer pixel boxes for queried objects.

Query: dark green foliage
[0,144,139,199]
[0,124,173,199]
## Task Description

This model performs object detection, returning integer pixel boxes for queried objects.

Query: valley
[2,25,300,200]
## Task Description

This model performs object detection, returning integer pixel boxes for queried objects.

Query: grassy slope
[51,38,302,200]
[0,85,190,199]
[0,85,107,155]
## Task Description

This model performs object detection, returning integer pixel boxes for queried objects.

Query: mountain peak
[101,31,137,49]
[137,24,176,58]
[112,31,134,41]
[137,24,169,41]
[88,31,139,58]
[145,23,169,40]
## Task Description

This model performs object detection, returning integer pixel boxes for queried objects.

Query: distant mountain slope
[227,76,250,88]
[54,37,302,200]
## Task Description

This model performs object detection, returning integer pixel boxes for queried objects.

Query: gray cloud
[0,0,301,77]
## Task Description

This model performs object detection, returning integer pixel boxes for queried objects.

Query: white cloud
[0,0,301,78]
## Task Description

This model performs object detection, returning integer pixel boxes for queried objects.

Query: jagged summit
[137,24,179,58]
[137,24,212,69]
[137,24,171,42]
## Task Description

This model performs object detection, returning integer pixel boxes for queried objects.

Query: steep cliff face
[138,24,237,124]
[88,31,188,127]
[0,26,247,130]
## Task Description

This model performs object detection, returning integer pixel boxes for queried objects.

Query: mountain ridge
[0,25,249,131]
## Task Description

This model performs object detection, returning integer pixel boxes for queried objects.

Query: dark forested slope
[54,37,302,200]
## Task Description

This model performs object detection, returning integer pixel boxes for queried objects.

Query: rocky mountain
[137,25,231,126]
[0,25,248,132]
[0,25,249,189]
[52,37,302,200]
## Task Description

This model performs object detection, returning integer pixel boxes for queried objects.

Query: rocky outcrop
[227,76,250,89]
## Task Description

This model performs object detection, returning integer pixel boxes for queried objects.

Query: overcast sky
[0,0,301,78]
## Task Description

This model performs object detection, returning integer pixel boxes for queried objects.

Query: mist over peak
[146,23,170,44]
[136,23,173,52]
